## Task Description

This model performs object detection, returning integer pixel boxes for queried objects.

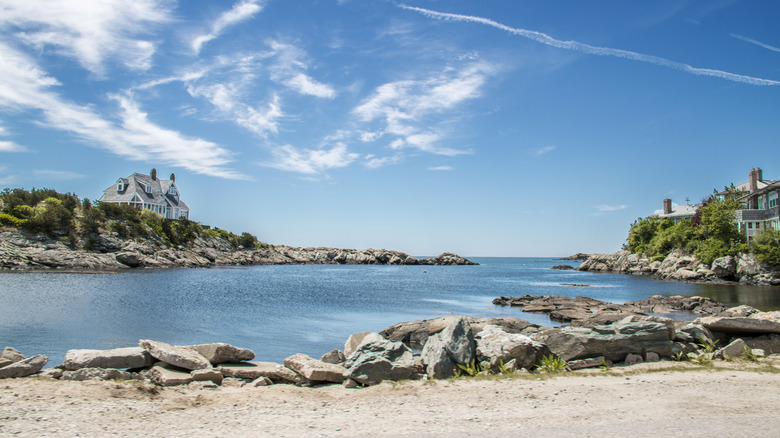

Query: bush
[0,213,26,228]
[750,229,780,266]
[25,197,75,235]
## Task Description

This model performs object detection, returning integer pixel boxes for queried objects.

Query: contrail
[399,4,780,87]
[730,33,780,54]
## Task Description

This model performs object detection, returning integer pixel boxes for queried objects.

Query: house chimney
[150,168,157,181]
[170,173,175,182]
[663,198,672,215]
[748,168,759,209]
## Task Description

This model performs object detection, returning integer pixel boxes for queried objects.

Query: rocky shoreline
[576,250,780,286]
[0,230,476,271]
[3,294,779,389]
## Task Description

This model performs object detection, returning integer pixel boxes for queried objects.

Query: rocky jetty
[0,229,476,271]
[3,295,779,387]
[577,250,780,286]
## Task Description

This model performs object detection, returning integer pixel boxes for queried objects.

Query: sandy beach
[2,360,779,437]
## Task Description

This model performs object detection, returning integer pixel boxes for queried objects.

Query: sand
[1,360,779,437]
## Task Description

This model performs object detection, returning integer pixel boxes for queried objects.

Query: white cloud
[353,61,493,155]
[428,165,453,171]
[264,143,359,174]
[192,0,265,54]
[730,34,780,54]
[267,40,337,98]
[1,0,172,75]
[0,42,244,179]
[532,145,556,157]
[365,154,403,169]
[401,4,780,87]
[0,141,26,152]
[187,81,283,137]
[33,169,86,180]
[595,204,627,213]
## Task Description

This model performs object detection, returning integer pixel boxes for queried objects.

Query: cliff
[577,250,780,287]
[0,230,476,271]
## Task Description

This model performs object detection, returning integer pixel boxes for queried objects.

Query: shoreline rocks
[577,250,780,286]
[0,230,477,271]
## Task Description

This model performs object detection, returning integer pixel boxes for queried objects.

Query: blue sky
[1,0,778,256]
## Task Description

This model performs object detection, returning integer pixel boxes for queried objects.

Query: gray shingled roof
[99,172,188,210]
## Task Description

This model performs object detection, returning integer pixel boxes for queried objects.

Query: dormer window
[117,182,124,192]
[145,184,151,193]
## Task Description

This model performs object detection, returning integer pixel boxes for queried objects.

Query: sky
[0,0,778,257]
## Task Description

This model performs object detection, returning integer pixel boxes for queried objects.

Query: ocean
[1,257,778,365]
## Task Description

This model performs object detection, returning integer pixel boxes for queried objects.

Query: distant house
[99,169,190,220]
[731,168,779,241]
[650,198,701,223]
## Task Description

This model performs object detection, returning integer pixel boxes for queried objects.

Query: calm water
[1,257,778,366]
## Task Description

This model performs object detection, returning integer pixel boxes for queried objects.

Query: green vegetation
[627,195,746,265]
[0,187,267,251]
[746,229,780,266]
[537,354,568,373]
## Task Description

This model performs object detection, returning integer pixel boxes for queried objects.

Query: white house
[99,169,190,220]
[731,168,780,241]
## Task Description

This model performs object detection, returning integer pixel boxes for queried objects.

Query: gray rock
[251,376,272,387]
[533,321,673,362]
[143,364,193,387]
[61,368,140,381]
[139,339,211,370]
[674,323,716,344]
[711,256,737,280]
[1,347,25,363]
[646,352,660,362]
[420,316,476,379]
[217,361,303,384]
[190,368,223,385]
[115,251,146,268]
[37,367,65,379]
[718,305,760,318]
[283,353,346,383]
[567,357,609,370]
[617,314,676,341]
[343,333,415,386]
[0,355,48,379]
[187,343,255,365]
[696,313,780,335]
[474,325,549,371]
[624,353,644,365]
[0,358,12,369]
[742,334,780,355]
[63,347,153,370]
[320,349,346,364]
[714,338,749,359]
[344,332,371,359]
[380,316,539,350]
[342,378,359,388]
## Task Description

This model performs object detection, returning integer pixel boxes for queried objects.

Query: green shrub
[0,213,26,228]
[25,197,75,235]
[750,229,780,266]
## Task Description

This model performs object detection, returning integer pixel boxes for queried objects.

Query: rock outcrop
[380,316,541,349]
[343,333,416,385]
[577,250,780,286]
[0,230,476,271]
[420,317,476,379]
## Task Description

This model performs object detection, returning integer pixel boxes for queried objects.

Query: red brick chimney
[663,198,672,215]
[749,168,758,193]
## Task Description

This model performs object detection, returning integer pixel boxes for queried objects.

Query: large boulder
[0,355,48,379]
[143,363,193,387]
[320,349,346,364]
[343,333,415,385]
[695,311,780,335]
[475,325,549,370]
[344,332,371,358]
[187,343,255,365]
[283,354,346,383]
[714,338,749,360]
[63,347,153,370]
[61,367,141,381]
[532,321,674,362]
[139,340,211,371]
[217,361,303,384]
[1,347,26,363]
[674,323,716,344]
[711,256,737,280]
[420,316,476,379]
[380,316,539,349]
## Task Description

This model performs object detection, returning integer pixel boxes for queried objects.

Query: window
[748,223,753,229]
[145,184,151,193]
[117,182,124,192]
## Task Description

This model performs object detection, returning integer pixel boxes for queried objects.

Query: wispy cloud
[400,4,780,87]
[595,204,627,213]
[267,40,337,98]
[0,42,244,179]
[192,0,265,54]
[730,34,780,54]
[263,143,359,174]
[33,169,86,180]
[353,61,493,155]
[1,0,172,75]
[0,141,26,152]
[428,165,453,171]
[365,154,403,169]
[532,145,556,157]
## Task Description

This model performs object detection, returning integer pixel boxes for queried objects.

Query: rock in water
[139,340,211,370]
[421,316,476,379]
[343,333,415,385]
